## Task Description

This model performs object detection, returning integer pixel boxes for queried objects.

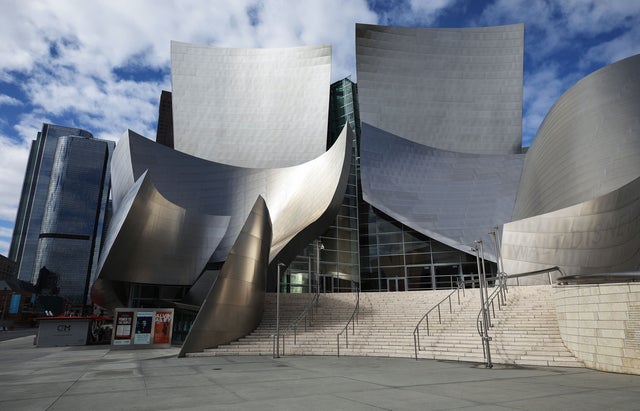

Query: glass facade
[14,124,94,285]
[10,125,113,310]
[31,136,113,306]
[283,78,361,293]
[358,206,495,291]
[282,78,495,293]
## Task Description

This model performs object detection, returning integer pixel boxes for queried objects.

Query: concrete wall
[554,283,640,374]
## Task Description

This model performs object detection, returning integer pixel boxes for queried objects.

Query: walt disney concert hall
[91,23,640,357]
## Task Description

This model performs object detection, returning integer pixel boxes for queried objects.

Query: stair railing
[476,271,508,368]
[336,288,360,357]
[476,266,562,368]
[413,280,466,360]
[272,292,319,358]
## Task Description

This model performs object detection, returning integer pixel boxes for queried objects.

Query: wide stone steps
[188,286,584,368]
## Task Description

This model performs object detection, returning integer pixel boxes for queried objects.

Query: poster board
[112,308,174,348]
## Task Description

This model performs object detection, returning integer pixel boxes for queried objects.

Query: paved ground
[1,333,640,410]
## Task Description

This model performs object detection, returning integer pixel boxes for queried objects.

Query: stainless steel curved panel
[90,171,230,308]
[360,123,524,260]
[179,196,272,356]
[356,23,524,155]
[171,42,331,168]
[503,175,640,282]
[111,126,351,264]
[513,54,640,220]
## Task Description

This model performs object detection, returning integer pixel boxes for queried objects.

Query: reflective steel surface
[92,171,229,294]
[179,196,272,356]
[502,54,640,280]
[108,127,350,264]
[513,54,640,220]
[356,23,524,155]
[171,42,331,168]
[360,123,524,260]
[503,176,640,282]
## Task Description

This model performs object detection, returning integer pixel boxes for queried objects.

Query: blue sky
[0,0,639,256]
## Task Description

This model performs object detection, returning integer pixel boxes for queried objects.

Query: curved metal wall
[171,42,331,168]
[513,54,640,220]
[93,171,230,287]
[110,126,351,264]
[360,123,524,260]
[356,23,524,155]
[503,175,640,281]
[179,196,272,356]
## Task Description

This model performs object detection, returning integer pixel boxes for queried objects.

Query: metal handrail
[413,281,466,360]
[272,292,319,358]
[556,271,640,285]
[476,266,563,368]
[336,289,360,357]
[476,271,508,368]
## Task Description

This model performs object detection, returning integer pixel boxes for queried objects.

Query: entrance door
[433,265,460,289]
[406,265,433,290]
[319,274,335,293]
[386,277,406,291]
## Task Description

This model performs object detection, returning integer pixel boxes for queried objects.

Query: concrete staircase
[188,285,584,368]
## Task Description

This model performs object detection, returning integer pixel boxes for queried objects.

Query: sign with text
[113,311,134,345]
[112,308,174,348]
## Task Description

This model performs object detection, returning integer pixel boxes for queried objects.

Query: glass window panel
[405,253,431,265]
[403,230,428,243]
[379,254,404,266]
[378,243,403,255]
[377,232,403,244]
[405,243,430,254]
[376,217,402,233]
[432,252,462,264]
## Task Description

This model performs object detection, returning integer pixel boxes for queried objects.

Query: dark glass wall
[358,206,495,291]
[14,124,94,284]
[284,78,361,293]
[31,136,114,306]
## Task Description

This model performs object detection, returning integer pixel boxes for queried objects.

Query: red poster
[114,311,134,340]
[153,311,172,344]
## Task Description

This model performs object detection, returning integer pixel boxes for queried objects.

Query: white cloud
[0,135,29,223]
[521,65,570,146]
[374,0,456,26]
[0,94,21,106]
[0,239,9,257]
[0,0,379,245]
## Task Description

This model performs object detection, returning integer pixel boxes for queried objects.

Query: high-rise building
[10,124,114,307]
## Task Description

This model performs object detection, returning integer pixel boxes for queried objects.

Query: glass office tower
[10,125,113,308]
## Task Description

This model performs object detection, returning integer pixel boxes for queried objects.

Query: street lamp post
[316,241,324,297]
[275,262,286,358]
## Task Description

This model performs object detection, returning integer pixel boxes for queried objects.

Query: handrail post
[437,305,441,324]
[275,262,283,358]
[426,315,429,336]
[337,335,340,357]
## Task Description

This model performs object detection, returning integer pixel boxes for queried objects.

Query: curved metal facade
[513,54,640,220]
[356,24,525,264]
[171,42,331,168]
[360,123,524,260]
[92,125,350,307]
[503,176,640,281]
[356,23,524,155]
[179,196,272,356]
[501,54,640,279]
[108,126,351,264]
[92,171,230,292]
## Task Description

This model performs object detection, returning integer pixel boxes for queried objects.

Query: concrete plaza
[1,333,639,410]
